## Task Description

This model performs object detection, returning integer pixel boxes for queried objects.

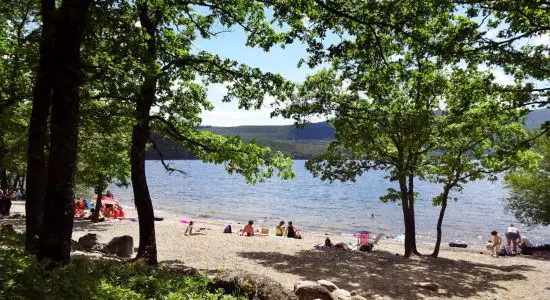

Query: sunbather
[243,220,254,236]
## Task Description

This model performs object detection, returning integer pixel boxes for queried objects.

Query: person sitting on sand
[243,220,254,236]
[486,231,502,257]
[325,237,350,250]
[285,221,301,239]
[276,221,285,237]
[184,221,194,236]
[105,190,114,199]
[113,204,125,219]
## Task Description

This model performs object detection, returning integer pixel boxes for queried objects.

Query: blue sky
[196,27,315,127]
[195,18,549,127]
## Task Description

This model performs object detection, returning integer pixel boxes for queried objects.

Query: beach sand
[4,201,550,300]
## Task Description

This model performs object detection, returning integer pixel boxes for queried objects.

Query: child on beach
[243,220,254,236]
[275,221,285,237]
[487,231,502,257]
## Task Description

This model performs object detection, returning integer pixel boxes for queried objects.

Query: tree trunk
[19,175,26,199]
[432,188,450,258]
[398,173,413,257]
[131,3,159,265]
[12,176,20,193]
[38,0,92,266]
[91,180,106,222]
[25,0,56,255]
[0,169,7,191]
[408,174,421,256]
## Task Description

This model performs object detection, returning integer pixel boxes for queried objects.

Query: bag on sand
[223,225,232,234]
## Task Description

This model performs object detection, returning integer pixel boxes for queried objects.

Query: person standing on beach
[506,224,521,254]
[487,231,502,257]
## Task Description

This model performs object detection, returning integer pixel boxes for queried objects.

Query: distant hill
[147,109,550,160]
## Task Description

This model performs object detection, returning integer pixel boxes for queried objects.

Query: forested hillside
[147,109,550,159]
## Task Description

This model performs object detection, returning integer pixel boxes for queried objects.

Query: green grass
[0,231,244,300]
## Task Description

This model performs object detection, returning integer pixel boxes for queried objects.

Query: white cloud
[200,83,327,126]
[533,33,550,46]
[200,83,292,126]
[478,65,514,85]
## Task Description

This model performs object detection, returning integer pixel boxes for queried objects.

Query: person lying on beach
[276,221,285,237]
[325,237,351,250]
[243,220,254,236]
[486,230,501,257]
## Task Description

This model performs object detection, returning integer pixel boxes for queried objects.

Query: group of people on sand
[274,220,301,238]
[73,191,125,220]
[0,189,14,217]
[486,224,542,257]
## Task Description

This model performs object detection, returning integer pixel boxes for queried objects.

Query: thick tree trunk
[432,188,450,258]
[25,0,56,255]
[38,0,92,266]
[131,3,159,265]
[130,122,157,264]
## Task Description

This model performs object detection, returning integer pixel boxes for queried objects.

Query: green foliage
[506,135,550,226]
[85,0,296,183]
[76,98,133,193]
[0,0,38,182]
[0,232,244,300]
[460,1,549,110]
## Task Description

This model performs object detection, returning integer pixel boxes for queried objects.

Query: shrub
[0,231,244,300]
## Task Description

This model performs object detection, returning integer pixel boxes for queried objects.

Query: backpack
[223,225,232,234]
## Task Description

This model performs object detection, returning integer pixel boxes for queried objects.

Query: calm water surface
[110,160,550,245]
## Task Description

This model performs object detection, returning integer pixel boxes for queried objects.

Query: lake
[109,160,550,245]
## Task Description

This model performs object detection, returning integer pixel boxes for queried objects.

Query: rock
[0,224,15,235]
[103,235,133,258]
[317,280,338,292]
[71,239,80,251]
[332,289,351,300]
[295,283,336,300]
[161,260,199,276]
[78,233,102,252]
[350,291,358,296]
[351,296,368,300]
[294,281,319,292]
[8,213,23,219]
[211,270,296,300]
[415,282,439,291]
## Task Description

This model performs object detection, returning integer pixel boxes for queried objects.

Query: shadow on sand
[238,249,533,299]
[1,217,115,234]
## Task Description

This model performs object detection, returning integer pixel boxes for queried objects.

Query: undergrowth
[0,229,243,300]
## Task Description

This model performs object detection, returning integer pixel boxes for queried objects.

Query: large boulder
[77,233,102,252]
[211,270,296,300]
[332,289,351,300]
[103,235,134,258]
[317,280,338,292]
[294,281,336,300]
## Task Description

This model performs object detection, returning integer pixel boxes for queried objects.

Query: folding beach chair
[353,231,372,252]
[353,232,383,252]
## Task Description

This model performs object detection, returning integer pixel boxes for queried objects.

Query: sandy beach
[4,201,550,300]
